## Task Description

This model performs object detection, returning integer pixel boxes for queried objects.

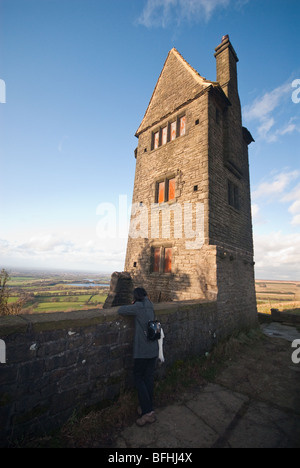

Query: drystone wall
[215,246,257,335]
[0,300,219,446]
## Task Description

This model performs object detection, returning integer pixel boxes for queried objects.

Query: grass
[32,293,108,312]
[255,280,300,315]
[256,301,300,315]
[7,297,20,304]
[4,273,110,315]
[6,273,109,314]
[35,302,89,312]
[8,276,40,285]
[27,296,108,313]
[17,327,263,448]
[283,308,300,315]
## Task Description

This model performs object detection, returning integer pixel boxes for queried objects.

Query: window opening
[164,248,172,273]
[156,177,175,203]
[154,131,159,149]
[228,180,240,210]
[162,126,168,145]
[151,115,186,150]
[170,121,177,141]
[151,247,172,273]
[168,178,175,201]
[158,181,165,203]
[179,116,186,136]
[153,248,161,273]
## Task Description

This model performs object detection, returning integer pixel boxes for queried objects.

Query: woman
[118,287,158,426]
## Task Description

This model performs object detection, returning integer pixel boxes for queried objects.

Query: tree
[0,269,25,316]
[0,268,10,316]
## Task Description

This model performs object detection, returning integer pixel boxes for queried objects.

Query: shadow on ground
[18,323,300,448]
[114,323,300,449]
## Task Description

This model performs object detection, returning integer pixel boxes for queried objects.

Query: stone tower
[118,36,256,332]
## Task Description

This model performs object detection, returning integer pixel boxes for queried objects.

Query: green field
[6,271,110,314]
[255,280,300,314]
[34,296,108,312]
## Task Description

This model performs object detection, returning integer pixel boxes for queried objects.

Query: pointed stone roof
[136,48,216,136]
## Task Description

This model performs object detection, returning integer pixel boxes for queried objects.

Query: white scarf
[158,328,165,363]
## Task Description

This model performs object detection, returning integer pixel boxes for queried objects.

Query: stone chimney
[214,34,239,102]
[214,35,243,169]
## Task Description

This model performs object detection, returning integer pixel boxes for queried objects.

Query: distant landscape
[6,270,111,314]
[4,269,300,315]
[255,280,300,315]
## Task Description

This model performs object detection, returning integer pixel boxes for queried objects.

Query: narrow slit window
[168,178,175,201]
[162,126,168,145]
[228,180,240,210]
[164,248,172,273]
[228,181,233,206]
[153,248,161,273]
[233,185,239,210]
[170,121,176,141]
[154,131,160,149]
[158,181,165,203]
[179,116,186,136]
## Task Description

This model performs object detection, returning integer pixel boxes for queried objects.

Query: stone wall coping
[270,309,300,325]
[258,310,300,325]
[0,300,216,336]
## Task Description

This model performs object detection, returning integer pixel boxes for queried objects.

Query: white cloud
[252,170,299,201]
[137,0,233,27]
[281,182,300,203]
[19,234,73,253]
[254,231,300,280]
[243,81,300,142]
[252,170,300,228]
[251,203,259,218]
[278,118,300,136]
[288,199,300,216]
[251,203,267,225]
[0,234,126,272]
[244,83,290,121]
[290,214,300,226]
[282,182,300,225]
[252,170,300,201]
[138,0,175,28]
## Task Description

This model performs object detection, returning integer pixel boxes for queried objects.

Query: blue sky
[0,0,299,280]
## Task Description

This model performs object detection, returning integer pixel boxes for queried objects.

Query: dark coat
[118,297,158,359]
